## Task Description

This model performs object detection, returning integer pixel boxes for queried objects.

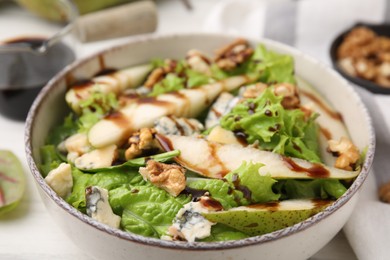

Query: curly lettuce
[220,87,321,162]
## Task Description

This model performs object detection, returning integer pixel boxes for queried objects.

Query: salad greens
[220,87,321,162]
[40,40,361,243]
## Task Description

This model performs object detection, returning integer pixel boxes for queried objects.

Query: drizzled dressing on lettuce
[40,39,362,242]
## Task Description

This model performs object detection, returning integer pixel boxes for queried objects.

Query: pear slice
[66,64,152,114]
[202,199,332,236]
[156,135,359,179]
[0,150,26,215]
[88,75,252,148]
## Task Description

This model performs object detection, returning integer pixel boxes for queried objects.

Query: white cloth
[203,1,390,259]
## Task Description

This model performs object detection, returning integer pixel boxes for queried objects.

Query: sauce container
[0,0,78,120]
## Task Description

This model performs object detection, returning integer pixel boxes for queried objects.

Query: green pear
[0,150,26,215]
[202,199,332,236]
[156,134,360,179]
[16,0,135,21]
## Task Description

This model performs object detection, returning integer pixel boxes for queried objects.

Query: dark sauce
[182,186,208,201]
[209,142,230,177]
[211,107,222,117]
[264,109,273,117]
[320,127,332,140]
[233,130,248,146]
[168,115,185,135]
[292,142,302,153]
[71,80,94,92]
[247,201,280,211]
[248,102,256,114]
[282,156,330,178]
[155,134,174,152]
[300,90,343,122]
[231,173,252,201]
[199,197,223,211]
[312,199,332,208]
[94,68,118,77]
[104,111,129,129]
[0,37,75,120]
[268,123,281,132]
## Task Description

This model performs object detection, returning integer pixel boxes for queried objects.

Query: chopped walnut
[336,26,390,88]
[139,160,186,197]
[327,137,360,171]
[240,82,300,109]
[379,181,390,203]
[125,128,159,160]
[214,38,254,70]
[355,58,376,80]
[337,27,376,59]
[144,59,177,88]
[186,49,212,75]
[273,83,301,109]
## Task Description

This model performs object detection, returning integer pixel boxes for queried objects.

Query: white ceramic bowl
[25,34,375,260]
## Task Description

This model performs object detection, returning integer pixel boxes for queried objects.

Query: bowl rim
[25,32,375,251]
[329,21,390,94]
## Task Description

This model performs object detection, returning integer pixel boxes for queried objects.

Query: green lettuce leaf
[46,114,78,146]
[78,91,118,132]
[220,87,321,162]
[39,145,63,177]
[210,44,295,84]
[186,69,213,88]
[225,161,280,203]
[109,185,191,238]
[66,167,142,212]
[187,178,249,209]
[250,45,296,84]
[273,179,347,200]
[148,73,185,97]
[188,161,279,207]
[199,223,249,242]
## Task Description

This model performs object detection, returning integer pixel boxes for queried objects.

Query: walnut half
[241,82,300,110]
[144,59,177,88]
[214,39,254,70]
[327,137,360,171]
[125,128,159,160]
[139,160,186,197]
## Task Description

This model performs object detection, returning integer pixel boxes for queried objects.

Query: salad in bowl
[39,38,363,243]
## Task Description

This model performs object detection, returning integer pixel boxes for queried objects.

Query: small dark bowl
[330,22,390,94]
